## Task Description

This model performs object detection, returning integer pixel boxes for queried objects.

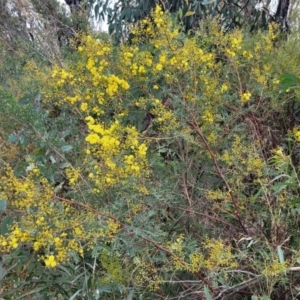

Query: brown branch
[54,195,125,229]
[188,115,248,235]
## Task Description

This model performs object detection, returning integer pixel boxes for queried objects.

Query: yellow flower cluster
[207,189,229,202]
[44,255,57,268]
[202,110,214,124]
[268,22,280,41]
[240,91,252,103]
[293,126,300,142]
[203,238,237,270]
[220,135,265,179]
[65,167,80,185]
[0,167,120,267]
[263,260,287,277]
[189,252,205,272]
[0,224,33,250]
[225,31,243,58]
[271,147,290,169]
[131,6,167,43]
[167,234,184,254]
[44,37,130,114]
[133,261,163,290]
[149,98,178,131]
[167,235,236,273]
[247,156,264,177]
[85,116,148,190]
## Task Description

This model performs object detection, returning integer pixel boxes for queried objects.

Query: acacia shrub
[1,6,300,299]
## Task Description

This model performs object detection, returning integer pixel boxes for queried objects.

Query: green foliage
[1,5,300,299]
[91,0,279,42]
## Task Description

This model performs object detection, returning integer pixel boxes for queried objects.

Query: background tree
[0,0,93,97]
[91,0,293,42]
[90,0,272,38]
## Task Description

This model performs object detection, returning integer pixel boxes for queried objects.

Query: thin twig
[214,275,263,300]
[188,115,248,235]
[54,195,124,228]
[138,234,214,292]
[173,206,241,231]
[224,269,258,277]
